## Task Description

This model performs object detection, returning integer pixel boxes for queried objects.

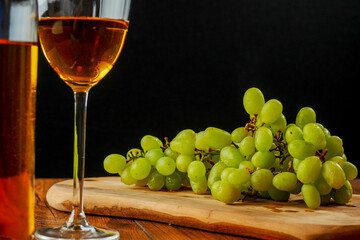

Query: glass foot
[35,225,119,240]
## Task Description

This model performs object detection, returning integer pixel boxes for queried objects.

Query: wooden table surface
[35,178,360,240]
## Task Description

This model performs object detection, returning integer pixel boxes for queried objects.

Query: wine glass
[35,0,131,239]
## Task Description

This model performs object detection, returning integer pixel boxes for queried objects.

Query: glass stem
[67,91,90,229]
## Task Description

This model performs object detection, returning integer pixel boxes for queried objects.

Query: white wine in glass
[35,0,131,239]
[0,0,38,238]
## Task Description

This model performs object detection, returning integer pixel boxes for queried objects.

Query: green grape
[321,161,346,189]
[342,161,358,181]
[220,168,235,181]
[164,147,179,160]
[156,156,176,176]
[209,154,220,165]
[244,153,254,162]
[239,136,256,157]
[270,114,287,134]
[259,99,283,124]
[325,136,343,159]
[295,107,316,129]
[251,151,276,169]
[283,123,295,139]
[240,180,252,194]
[103,154,126,174]
[267,186,290,202]
[195,131,210,151]
[313,175,332,195]
[243,87,265,115]
[328,156,345,168]
[203,160,213,170]
[271,142,279,156]
[274,156,291,172]
[320,194,331,206]
[176,154,194,172]
[165,171,182,191]
[292,158,302,173]
[120,165,138,185]
[288,182,302,194]
[288,139,316,160]
[284,125,303,143]
[254,115,270,128]
[170,137,195,155]
[220,145,245,168]
[296,156,322,184]
[210,180,222,200]
[187,160,206,182]
[323,128,331,139]
[111,87,356,210]
[238,160,255,171]
[301,184,321,210]
[147,171,165,191]
[136,174,150,187]
[303,123,326,150]
[177,171,187,180]
[175,129,196,140]
[181,174,191,187]
[315,123,331,139]
[190,176,208,194]
[126,148,143,159]
[130,157,152,180]
[250,169,274,191]
[338,147,344,157]
[272,172,297,191]
[258,191,271,199]
[254,127,273,152]
[145,148,164,166]
[330,180,353,205]
[207,162,227,189]
[140,135,163,151]
[203,127,232,150]
[227,168,250,185]
[211,180,241,204]
[231,127,248,144]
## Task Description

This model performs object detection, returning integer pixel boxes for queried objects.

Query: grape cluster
[104,87,358,209]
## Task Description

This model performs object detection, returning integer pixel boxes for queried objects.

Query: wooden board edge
[48,200,360,240]
[45,178,360,240]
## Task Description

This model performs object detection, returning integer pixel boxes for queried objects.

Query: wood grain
[35,179,150,240]
[45,177,360,240]
[35,178,246,240]
[135,220,248,240]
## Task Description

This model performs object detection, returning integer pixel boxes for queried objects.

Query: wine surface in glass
[38,17,129,92]
[0,40,37,239]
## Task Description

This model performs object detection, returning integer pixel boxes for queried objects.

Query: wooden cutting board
[46,177,360,240]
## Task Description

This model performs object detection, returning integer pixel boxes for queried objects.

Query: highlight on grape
[104,87,358,209]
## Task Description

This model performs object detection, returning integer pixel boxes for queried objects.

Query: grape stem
[126,150,144,163]
[195,149,220,169]
[162,137,170,148]
[279,154,290,164]
[244,115,258,135]
[239,195,247,202]
[246,167,255,174]
[317,149,328,162]
[287,158,293,171]
[231,142,239,149]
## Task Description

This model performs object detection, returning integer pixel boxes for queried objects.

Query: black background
[35,0,360,178]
